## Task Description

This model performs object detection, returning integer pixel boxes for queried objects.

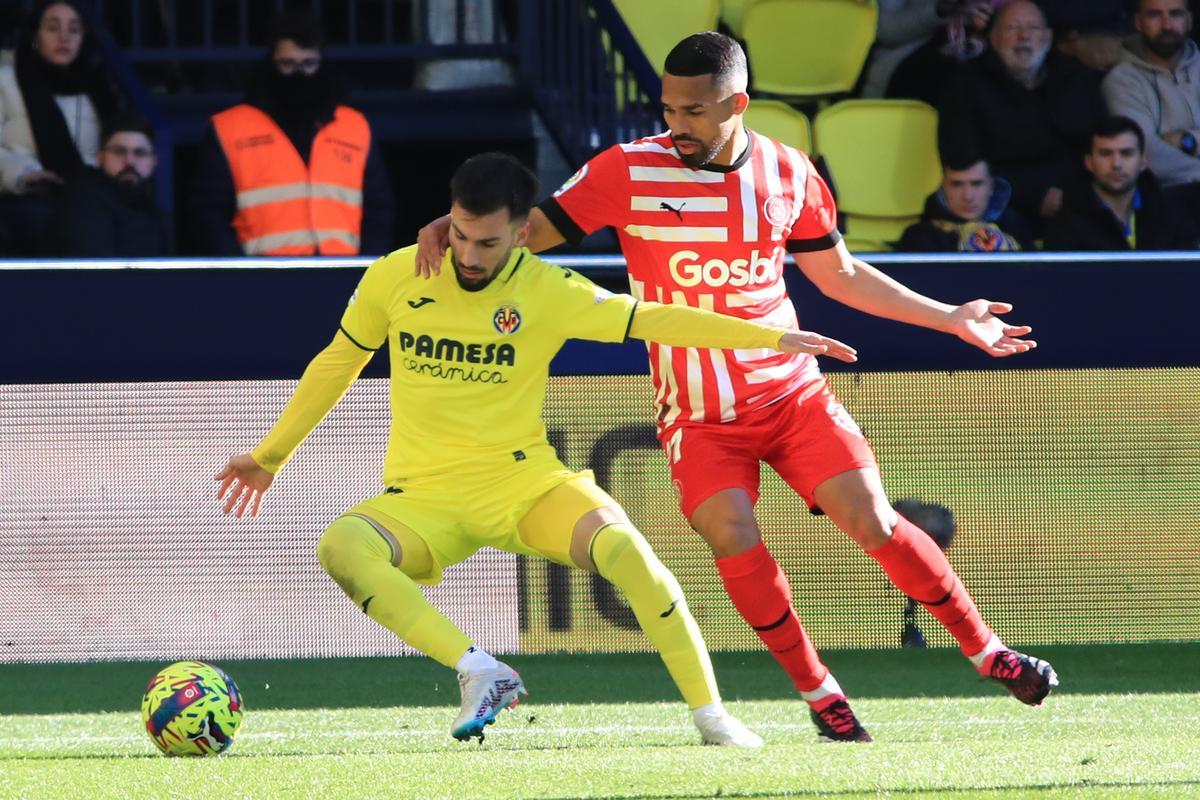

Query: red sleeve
[786,160,842,254]
[537,145,629,244]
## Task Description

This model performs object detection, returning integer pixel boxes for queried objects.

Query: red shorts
[661,380,878,520]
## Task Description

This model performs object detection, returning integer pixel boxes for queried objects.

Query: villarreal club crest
[493,305,522,335]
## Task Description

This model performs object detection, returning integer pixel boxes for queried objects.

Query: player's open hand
[778,331,858,363]
[414,214,452,277]
[950,299,1036,357]
[214,453,275,518]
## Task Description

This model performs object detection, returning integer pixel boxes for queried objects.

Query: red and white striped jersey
[541,130,842,430]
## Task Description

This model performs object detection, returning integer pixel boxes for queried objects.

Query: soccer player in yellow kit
[214,153,858,744]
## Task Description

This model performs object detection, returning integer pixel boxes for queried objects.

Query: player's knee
[840,505,895,551]
[694,516,761,559]
[316,517,378,581]
[591,523,679,599]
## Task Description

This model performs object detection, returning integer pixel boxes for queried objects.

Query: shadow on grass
[1,642,1196,715]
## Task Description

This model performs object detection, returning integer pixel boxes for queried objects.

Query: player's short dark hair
[101,111,155,147]
[267,9,325,51]
[1092,115,1145,153]
[894,499,956,551]
[663,32,748,93]
[450,152,539,220]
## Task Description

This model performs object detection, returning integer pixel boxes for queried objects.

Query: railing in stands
[517,0,663,166]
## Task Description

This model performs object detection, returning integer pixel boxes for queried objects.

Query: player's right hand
[415,214,452,277]
[778,331,858,362]
[214,453,275,518]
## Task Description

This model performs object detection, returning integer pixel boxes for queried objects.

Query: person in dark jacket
[190,10,395,256]
[899,157,1033,251]
[938,0,1105,232]
[44,110,171,256]
[1045,115,1199,251]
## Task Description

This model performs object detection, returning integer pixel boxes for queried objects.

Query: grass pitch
[2,643,1198,799]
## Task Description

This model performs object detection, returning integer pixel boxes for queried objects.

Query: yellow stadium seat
[741,0,878,98]
[812,99,941,251]
[720,0,750,35]
[613,0,721,73]
[743,99,812,153]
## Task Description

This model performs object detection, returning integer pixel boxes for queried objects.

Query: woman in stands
[0,1,119,255]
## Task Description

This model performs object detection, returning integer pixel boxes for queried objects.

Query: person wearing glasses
[191,10,395,257]
[44,110,170,257]
[938,0,1105,235]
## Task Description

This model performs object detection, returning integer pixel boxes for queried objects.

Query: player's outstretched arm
[795,241,1035,358]
[213,331,374,518]
[214,453,274,518]
[414,207,567,277]
[628,301,857,362]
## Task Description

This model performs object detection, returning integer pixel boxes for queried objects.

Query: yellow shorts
[343,446,617,584]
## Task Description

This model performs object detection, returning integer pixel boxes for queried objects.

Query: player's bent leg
[588,519,761,748]
[315,515,526,740]
[693,491,828,688]
[518,479,760,747]
[317,514,473,667]
[814,469,1059,705]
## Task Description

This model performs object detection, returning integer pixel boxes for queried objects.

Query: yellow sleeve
[339,255,393,349]
[250,330,375,474]
[628,301,789,350]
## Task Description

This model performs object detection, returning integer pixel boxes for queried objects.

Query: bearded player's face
[661,72,744,168]
[448,203,530,292]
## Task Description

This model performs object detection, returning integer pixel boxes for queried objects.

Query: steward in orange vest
[212,103,368,255]
[192,13,395,256]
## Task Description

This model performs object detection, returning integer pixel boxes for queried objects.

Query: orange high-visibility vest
[212,104,370,255]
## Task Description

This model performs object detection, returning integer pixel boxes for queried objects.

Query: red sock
[869,516,992,655]
[715,542,827,692]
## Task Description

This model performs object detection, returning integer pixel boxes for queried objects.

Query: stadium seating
[613,0,721,72]
[743,99,812,153]
[812,99,941,252]
[719,0,750,35]
[740,0,878,99]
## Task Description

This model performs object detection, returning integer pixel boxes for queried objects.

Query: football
[140,661,244,756]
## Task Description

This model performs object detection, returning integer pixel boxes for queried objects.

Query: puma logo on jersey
[659,201,686,220]
[408,297,436,309]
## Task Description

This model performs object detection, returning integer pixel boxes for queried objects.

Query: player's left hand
[214,453,275,518]
[778,331,858,362]
[950,299,1036,357]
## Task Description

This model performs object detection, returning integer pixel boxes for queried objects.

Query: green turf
[2,643,1198,799]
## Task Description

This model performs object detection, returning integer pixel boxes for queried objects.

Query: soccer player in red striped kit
[416,32,1057,742]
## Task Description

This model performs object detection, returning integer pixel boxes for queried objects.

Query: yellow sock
[589,522,719,709]
[316,515,472,669]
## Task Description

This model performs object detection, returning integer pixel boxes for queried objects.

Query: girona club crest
[493,305,522,334]
[763,195,792,228]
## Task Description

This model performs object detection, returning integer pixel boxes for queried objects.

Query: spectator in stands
[1045,115,1198,251]
[865,0,995,105]
[938,0,1105,232]
[0,0,119,255]
[1102,0,1200,215]
[191,10,395,256]
[44,111,171,256]
[898,157,1033,251]
[1047,0,1131,73]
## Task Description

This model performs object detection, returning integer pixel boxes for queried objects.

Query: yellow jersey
[337,244,631,481]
